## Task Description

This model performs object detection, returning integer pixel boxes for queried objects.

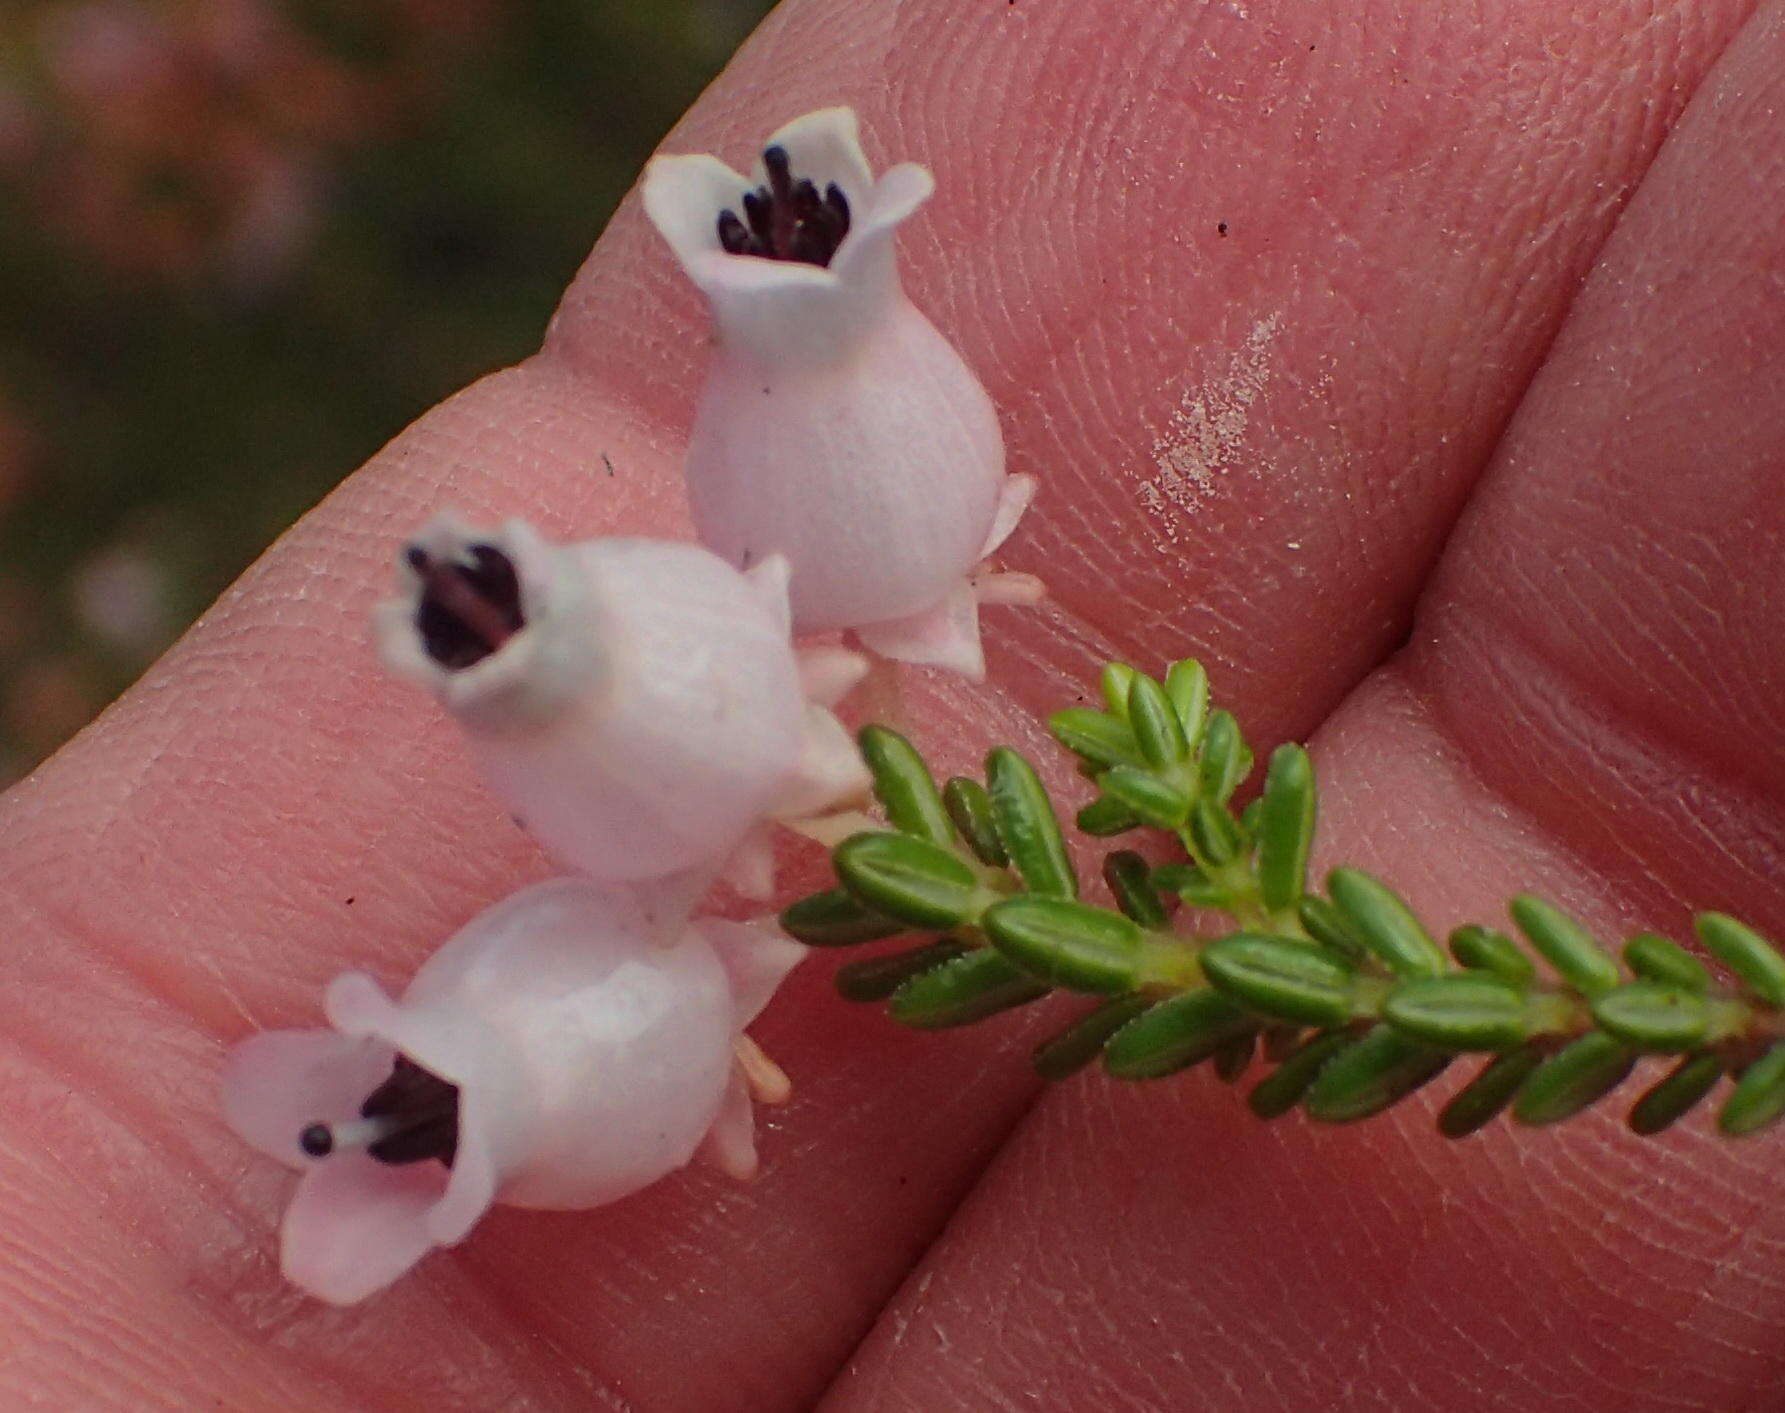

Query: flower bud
[221,878,806,1304]
[374,515,867,895]
[643,107,1040,678]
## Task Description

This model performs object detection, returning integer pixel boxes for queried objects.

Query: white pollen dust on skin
[1138,312,1282,548]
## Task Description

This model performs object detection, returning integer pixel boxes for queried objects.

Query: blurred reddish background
[0,0,772,781]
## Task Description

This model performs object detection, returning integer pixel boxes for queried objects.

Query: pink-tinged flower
[222,878,806,1304]
[375,515,868,906]
[642,107,1041,679]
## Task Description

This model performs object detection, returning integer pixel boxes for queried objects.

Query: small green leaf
[1047,709,1141,770]
[1510,896,1621,997]
[1155,862,1227,909]
[1629,1053,1724,1135]
[1164,659,1210,746]
[1304,1025,1450,1123]
[1384,974,1536,1050]
[834,832,982,929]
[984,897,1146,994]
[1696,913,1785,1007]
[1104,851,1169,928]
[1249,1030,1355,1119]
[1514,1032,1634,1126]
[1298,897,1366,963]
[942,777,1009,867]
[1437,1045,1547,1138]
[889,949,1050,1029]
[1101,765,1192,829]
[1622,933,1710,993]
[1327,870,1448,978]
[1077,796,1141,836]
[1189,798,1245,867]
[1103,989,1252,1079]
[834,941,969,1002]
[1197,710,1247,802]
[987,748,1077,898]
[1719,1044,1785,1135]
[1127,675,1189,769]
[1100,662,1137,715]
[1202,933,1357,1028]
[1590,982,1711,1051]
[1032,995,1153,1080]
[1212,1030,1257,1083]
[1448,925,1537,987]
[1256,744,1316,913]
[857,725,955,847]
[780,889,906,948]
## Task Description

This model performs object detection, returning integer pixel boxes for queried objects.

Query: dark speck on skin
[762,386,771,395]
[512,814,527,830]
[345,896,356,906]
[601,452,616,477]
[1218,222,1229,236]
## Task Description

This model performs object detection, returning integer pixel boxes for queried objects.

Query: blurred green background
[0,0,773,782]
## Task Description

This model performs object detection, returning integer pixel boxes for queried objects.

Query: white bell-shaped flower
[374,515,868,908]
[643,107,1040,679]
[221,878,805,1304]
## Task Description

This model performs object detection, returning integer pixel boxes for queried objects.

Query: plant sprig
[781,657,1785,1139]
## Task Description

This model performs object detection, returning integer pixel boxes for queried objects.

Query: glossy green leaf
[1437,1045,1547,1138]
[1514,1033,1634,1126]
[857,725,954,847]
[779,888,906,948]
[1384,973,1535,1050]
[1628,1053,1723,1135]
[1202,933,1357,1028]
[1197,709,1247,802]
[1696,913,1785,1007]
[889,949,1050,1029]
[1104,851,1169,927]
[1327,869,1448,978]
[1720,1044,1785,1135]
[987,748,1077,898]
[1590,982,1711,1051]
[1297,897,1366,964]
[1047,709,1141,770]
[1189,798,1244,867]
[1249,1030,1355,1119]
[1164,659,1210,746]
[1622,932,1710,993]
[1100,662,1137,715]
[1077,796,1141,836]
[984,897,1146,994]
[1510,896,1621,997]
[1103,989,1252,1080]
[1127,674,1189,769]
[1304,1025,1450,1123]
[834,941,969,1003]
[1448,925,1537,987]
[942,777,1009,867]
[1212,1030,1257,1083]
[834,832,982,929]
[1032,995,1153,1080]
[1256,744,1315,913]
[1154,862,1227,909]
[1101,765,1192,829]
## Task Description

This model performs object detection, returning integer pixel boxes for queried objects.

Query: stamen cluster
[717,145,851,266]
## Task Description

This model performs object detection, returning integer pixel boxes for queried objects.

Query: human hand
[1,0,1781,1406]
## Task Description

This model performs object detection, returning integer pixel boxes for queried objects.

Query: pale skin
[1,0,1782,1406]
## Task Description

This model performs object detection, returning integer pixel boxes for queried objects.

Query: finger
[827,9,1785,1408]
[0,1,1756,1410]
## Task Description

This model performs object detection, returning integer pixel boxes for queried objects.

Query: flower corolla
[222,878,805,1304]
[642,107,1040,678]
[375,515,867,904]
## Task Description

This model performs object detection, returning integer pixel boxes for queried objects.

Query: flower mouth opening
[299,1055,461,1168]
[716,144,851,268]
[408,542,525,671]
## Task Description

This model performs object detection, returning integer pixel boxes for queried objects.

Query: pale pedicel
[642,106,1041,679]
[222,878,805,1304]
[374,514,870,913]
